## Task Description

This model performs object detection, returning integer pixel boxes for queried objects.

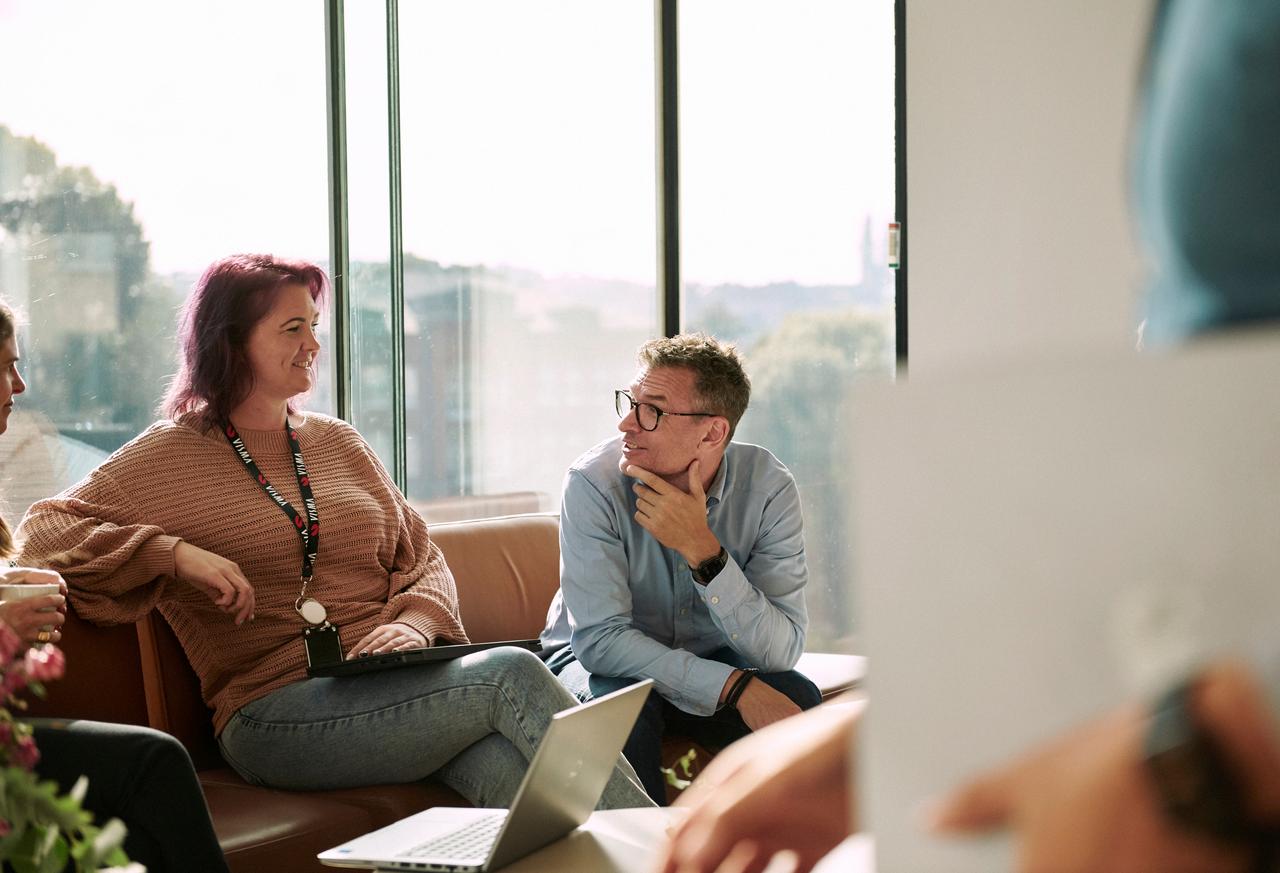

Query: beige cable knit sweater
[18,412,469,734]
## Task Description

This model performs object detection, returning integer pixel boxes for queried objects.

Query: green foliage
[661,747,698,790]
[0,124,177,445]
[739,307,893,649]
[0,622,140,872]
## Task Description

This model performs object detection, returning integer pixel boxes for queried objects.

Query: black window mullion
[387,0,407,489]
[657,0,680,337]
[324,0,352,420]
[895,0,908,370]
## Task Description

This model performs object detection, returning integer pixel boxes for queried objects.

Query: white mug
[0,582,62,603]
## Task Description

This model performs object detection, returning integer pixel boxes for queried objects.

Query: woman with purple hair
[17,254,650,808]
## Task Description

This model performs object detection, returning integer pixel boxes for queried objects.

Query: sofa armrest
[22,603,150,726]
[136,611,223,769]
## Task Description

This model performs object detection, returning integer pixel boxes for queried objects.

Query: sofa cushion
[202,775,377,871]
[201,766,464,866]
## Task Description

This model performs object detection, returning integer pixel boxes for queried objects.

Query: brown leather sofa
[27,512,862,872]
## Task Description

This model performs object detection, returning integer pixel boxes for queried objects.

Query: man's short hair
[637,333,751,439]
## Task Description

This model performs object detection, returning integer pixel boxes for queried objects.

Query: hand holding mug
[0,567,68,647]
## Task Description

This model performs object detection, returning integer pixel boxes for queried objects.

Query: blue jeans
[218,646,651,809]
[546,645,823,804]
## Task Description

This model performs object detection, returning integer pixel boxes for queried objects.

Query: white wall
[906,0,1154,373]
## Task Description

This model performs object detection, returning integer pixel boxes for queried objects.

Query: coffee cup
[0,582,62,604]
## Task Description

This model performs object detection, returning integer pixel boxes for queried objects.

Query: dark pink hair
[163,254,328,429]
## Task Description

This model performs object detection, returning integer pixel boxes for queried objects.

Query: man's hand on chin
[626,458,721,566]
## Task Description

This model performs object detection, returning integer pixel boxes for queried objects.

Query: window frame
[324,0,907,490]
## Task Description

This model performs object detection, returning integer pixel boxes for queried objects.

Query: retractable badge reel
[297,594,327,625]
[299,582,342,668]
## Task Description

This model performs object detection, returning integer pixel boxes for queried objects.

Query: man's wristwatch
[1144,677,1255,843]
[689,547,728,585]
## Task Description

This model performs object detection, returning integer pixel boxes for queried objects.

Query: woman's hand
[173,541,255,625]
[0,567,68,646]
[346,622,427,659]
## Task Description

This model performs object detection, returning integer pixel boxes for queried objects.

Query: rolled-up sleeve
[696,477,808,673]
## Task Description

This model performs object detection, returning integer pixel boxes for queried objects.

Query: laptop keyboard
[400,813,505,861]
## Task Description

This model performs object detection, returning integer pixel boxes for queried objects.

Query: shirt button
[680,608,687,615]
[731,633,739,640]
[710,596,720,604]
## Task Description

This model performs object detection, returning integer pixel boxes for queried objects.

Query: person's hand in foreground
[655,695,861,873]
[931,661,1280,873]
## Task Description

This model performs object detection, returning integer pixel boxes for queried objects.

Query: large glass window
[681,0,897,650]
[0,0,332,520]
[395,0,658,521]
[1,1,897,653]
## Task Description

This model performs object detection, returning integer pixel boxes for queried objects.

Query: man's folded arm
[697,477,809,672]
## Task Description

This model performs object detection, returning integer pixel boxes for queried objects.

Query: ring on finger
[36,630,52,644]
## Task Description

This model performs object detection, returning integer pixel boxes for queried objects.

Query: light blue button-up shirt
[541,437,809,716]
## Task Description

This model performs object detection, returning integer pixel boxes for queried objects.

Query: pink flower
[12,733,39,771]
[0,622,20,664]
[22,645,65,683]
[1,666,29,698]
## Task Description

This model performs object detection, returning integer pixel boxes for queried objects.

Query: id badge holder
[303,623,343,669]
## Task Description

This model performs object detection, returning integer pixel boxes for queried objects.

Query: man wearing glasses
[539,333,821,804]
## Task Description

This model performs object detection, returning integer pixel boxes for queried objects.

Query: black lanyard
[223,419,320,581]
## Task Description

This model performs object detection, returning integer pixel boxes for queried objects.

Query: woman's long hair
[0,298,17,560]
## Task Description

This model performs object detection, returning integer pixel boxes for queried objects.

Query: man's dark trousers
[544,644,822,804]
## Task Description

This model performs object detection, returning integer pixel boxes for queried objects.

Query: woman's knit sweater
[17,412,468,734]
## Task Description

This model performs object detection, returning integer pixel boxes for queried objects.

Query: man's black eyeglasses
[615,390,714,432]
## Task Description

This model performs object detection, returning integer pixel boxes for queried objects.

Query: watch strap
[1145,677,1254,843]
[691,547,728,585]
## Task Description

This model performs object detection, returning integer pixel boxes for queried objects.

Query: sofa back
[435,513,560,641]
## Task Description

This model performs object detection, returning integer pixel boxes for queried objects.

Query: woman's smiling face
[241,282,321,410]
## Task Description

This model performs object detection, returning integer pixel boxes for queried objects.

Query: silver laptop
[850,333,1280,872]
[318,679,653,872]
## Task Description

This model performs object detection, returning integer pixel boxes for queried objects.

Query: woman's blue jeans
[218,646,651,809]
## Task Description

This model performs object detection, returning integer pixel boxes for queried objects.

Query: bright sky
[0,0,894,286]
